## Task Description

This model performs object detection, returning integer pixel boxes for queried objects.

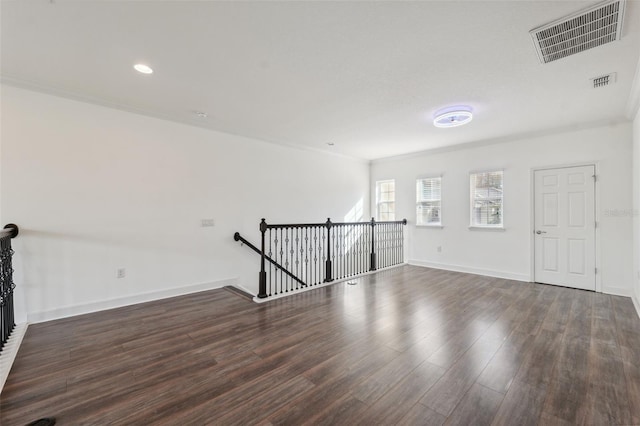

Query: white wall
[372,123,634,297]
[1,85,369,322]
[633,107,640,316]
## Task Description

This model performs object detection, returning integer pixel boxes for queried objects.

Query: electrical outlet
[201,219,215,227]
[437,246,442,253]
[117,268,126,279]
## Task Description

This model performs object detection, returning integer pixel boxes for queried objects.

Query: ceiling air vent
[591,72,617,88]
[530,0,626,64]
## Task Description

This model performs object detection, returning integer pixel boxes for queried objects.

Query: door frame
[529,161,601,293]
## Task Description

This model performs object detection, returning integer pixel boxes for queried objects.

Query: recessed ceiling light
[433,107,473,128]
[133,64,153,74]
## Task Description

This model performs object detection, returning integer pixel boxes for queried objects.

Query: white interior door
[534,165,596,291]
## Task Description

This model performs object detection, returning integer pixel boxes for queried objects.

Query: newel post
[324,218,333,282]
[370,217,377,271]
[258,218,268,298]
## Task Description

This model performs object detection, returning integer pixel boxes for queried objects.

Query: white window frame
[375,179,395,221]
[469,170,504,229]
[416,176,442,227]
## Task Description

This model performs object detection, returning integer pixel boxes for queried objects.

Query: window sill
[416,224,443,229]
[468,226,505,232]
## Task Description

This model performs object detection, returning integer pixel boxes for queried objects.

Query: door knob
[536,230,547,234]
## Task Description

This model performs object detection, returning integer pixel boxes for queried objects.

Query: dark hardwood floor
[1,265,639,425]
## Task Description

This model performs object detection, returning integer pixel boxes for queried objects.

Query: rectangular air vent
[530,0,626,64]
[591,72,617,88]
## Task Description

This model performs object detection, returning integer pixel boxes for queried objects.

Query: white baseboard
[0,322,28,394]
[27,277,238,323]
[231,282,256,297]
[601,286,632,298]
[633,292,640,320]
[408,259,531,282]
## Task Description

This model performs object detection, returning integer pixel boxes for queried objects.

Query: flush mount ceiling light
[193,111,208,118]
[433,107,473,128]
[133,64,153,74]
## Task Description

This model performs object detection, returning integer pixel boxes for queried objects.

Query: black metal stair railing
[0,224,19,352]
[235,218,406,299]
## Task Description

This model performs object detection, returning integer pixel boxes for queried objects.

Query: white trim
[416,225,444,229]
[375,179,396,221]
[369,121,629,164]
[27,277,238,323]
[600,285,631,298]
[416,175,443,227]
[594,162,602,293]
[632,292,640,320]
[252,263,407,303]
[408,259,530,282]
[469,170,504,228]
[0,323,28,394]
[416,173,444,179]
[468,226,505,232]
[232,282,256,297]
[468,167,506,175]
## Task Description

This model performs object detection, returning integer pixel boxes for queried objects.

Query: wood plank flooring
[1,265,639,425]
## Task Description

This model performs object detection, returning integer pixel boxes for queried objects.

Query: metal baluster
[343,225,346,278]
[348,224,352,277]
[392,223,396,266]
[305,228,309,287]
[302,227,306,286]
[268,229,272,297]
[332,221,336,280]
[355,225,360,275]
[381,223,385,268]
[361,224,365,273]
[337,225,341,279]
[360,224,364,274]
[378,222,382,269]
[343,225,347,278]
[383,222,386,268]
[350,224,354,276]
[279,228,284,294]
[384,223,389,268]
[294,227,299,290]
[393,223,397,266]
[385,223,389,268]
[314,226,319,285]
[312,227,317,285]
[288,228,291,291]
[338,225,343,279]
[353,225,357,275]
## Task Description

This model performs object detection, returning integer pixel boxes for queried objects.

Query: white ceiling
[2,0,640,160]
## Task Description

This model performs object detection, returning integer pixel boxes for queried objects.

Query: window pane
[417,201,441,225]
[376,180,395,221]
[417,177,442,225]
[470,171,503,227]
[417,177,441,201]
